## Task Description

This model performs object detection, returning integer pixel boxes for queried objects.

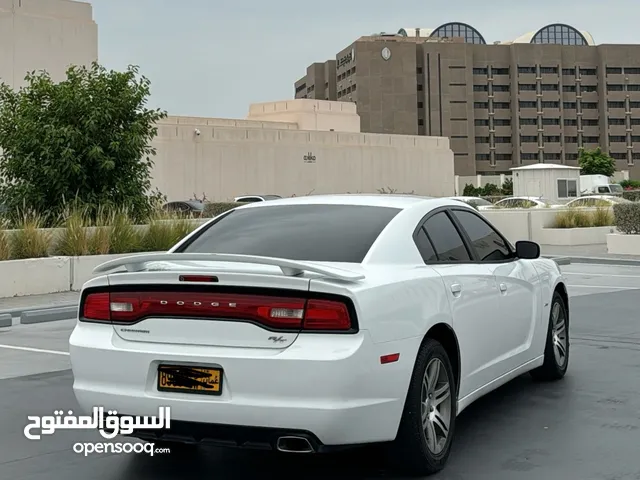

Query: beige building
[294,23,640,179]
[0,0,97,89]
[150,100,455,202]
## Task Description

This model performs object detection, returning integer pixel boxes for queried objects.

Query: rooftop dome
[512,23,595,46]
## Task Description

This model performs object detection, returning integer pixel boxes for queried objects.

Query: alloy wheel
[551,301,568,367]
[420,358,452,454]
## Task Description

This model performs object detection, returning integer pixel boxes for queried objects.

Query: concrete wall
[0,0,98,89]
[151,101,455,201]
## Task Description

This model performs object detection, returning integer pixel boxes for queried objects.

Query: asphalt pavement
[1,262,639,479]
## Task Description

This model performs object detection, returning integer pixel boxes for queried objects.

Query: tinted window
[452,210,512,261]
[415,227,438,262]
[178,204,400,262]
[423,212,471,262]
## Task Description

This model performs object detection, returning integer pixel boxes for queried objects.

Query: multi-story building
[294,23,640,177]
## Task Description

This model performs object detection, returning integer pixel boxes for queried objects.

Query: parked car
[493,196,562,209]
[162,200,205,217]
[449,196,495,210]
[564,195,632,208]
[70,195,569,476]
[234,195,282,203]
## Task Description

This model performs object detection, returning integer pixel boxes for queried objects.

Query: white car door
[449,208,542,377]
[416,209,503,400]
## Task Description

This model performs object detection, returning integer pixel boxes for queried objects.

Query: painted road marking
[0,344,69,356]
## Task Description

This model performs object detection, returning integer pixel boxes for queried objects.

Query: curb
[0,302,77,319]
[545,255,640,267]
[20,306,77,325]
[0,313,11,328]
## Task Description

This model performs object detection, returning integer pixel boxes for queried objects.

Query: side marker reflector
[380,353,400,364]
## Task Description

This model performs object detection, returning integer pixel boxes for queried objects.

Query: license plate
[157,365,223,396]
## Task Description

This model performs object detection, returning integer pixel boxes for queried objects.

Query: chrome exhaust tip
[276,435,315,453]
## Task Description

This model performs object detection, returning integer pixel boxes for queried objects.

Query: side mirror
[515,240,540,259]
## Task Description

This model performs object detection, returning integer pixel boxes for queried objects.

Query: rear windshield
[177,204,401,262]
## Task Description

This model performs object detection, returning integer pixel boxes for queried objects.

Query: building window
[611,152,627,160]
[518,66,536,74]
[540,66,558,74]
[451,135,468,139]
[429,22,487,44]
[562,68,575,76]
[544,153,561,160]
[541,101,560,108]
[582,102,598,109]
[607,67,623,74]
[562,85,576,92]
[493,85,510,92]
[565,136,578,143]
[580,68,597,76]
[475,136,490,143]
[474,119,489,126]
[607,84,624,92]
[474,102,488,109]
[625,67,640,74]
[630,102,640,108]
[541,83,559,91]
[565,153,578,160]
[418,84,423,91]
[520,118,537,125]
[519,101,537,108]
[493,102,510,109]
[609,118,625,125]
[628,85,640,91]
[495,153,512,160]
[450,100,468,104]
[521,153,538,160]
[542,118,560,125]
[476,153,491,160]
[631,118,640,125]
[519,83,537,91]
[543,136,561,142]
[564,118,577,126]
[631,135,640,142]
[494,119,511,126]
[418,119,424,126]
[583,136,599,143]
[609,136,626,143]
[608,101,625,108]
[492,68,509,75]
[417,66,423,74]
[563,102,577,109]
[521,136,538,142]
[473,85,488,92]
[581,85,597,93]
[582,119,599,126]
[557,178,578,198]
[418,101,424,108]
[473,67,488,75]
[494,136,511,143]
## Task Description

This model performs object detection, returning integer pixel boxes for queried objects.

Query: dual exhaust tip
[276,435,315,453]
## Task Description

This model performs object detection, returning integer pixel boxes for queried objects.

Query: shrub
[141,219,196,252]
[553,207,614,229]
[54,208,91,256]
[108,211,143,254]
[620,180,640,189]
[10,212,51,259]
[203,202,242,218]
[0,224,9,261]
[591,206,614,227]
[622,190,640,202]
[613,203,640,234]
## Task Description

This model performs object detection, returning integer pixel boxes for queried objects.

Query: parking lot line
[0,344,69,356]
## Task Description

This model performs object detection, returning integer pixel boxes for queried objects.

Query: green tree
[0,62,166,225]
[578,147,616,178]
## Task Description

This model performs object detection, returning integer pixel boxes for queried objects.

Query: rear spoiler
[92,253,365,282]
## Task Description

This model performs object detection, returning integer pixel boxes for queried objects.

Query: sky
[89,0,640,119]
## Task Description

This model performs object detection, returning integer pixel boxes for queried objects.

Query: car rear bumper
[69,323,420,446]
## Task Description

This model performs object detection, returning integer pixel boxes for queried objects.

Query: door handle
[499,283,507,293]
[450,283,462,295]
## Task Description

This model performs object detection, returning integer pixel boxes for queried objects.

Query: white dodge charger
[69,194,570,476]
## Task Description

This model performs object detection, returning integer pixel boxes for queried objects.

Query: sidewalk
[0,291,79,315]
[540,244,640,264]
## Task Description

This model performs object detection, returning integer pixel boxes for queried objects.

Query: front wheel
[530,291,569,381]
[391,338,456,476]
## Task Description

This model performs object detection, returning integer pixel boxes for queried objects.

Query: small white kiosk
[510,164,581,203]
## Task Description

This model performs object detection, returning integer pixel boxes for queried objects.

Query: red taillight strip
[81,291,354,332]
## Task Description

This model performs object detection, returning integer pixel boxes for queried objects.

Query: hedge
[622,190,640,202]
[613,203,640,234]
[202,202,243,217]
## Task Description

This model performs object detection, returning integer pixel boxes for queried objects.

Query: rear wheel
[391,338,456,476]
[530,291,569,381]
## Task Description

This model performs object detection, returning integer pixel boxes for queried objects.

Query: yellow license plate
[157,365,223,396]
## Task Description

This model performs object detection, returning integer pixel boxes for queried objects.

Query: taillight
[80,291,353,331]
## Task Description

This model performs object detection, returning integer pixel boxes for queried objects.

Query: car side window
[414,227,438,262]
[423,212,471,262]
[452,209,513,262]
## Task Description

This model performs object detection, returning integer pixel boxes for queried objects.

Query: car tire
[530,291,569,381]
[391,338,457,476]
